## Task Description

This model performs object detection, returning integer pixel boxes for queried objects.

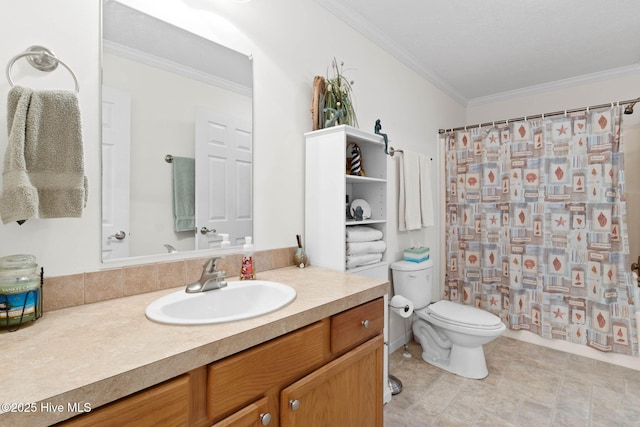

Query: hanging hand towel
[0,86,88,224]
[398,150,434,231]
[0,86,37,223]
[172,156,195,232]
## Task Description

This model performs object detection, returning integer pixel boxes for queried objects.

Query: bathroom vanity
[0,266,389,426]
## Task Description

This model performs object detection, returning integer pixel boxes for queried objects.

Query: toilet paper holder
[390,303,411,313]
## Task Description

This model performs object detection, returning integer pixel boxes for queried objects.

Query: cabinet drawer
[330,298,383,354]
[208,320,328,422]
[60,375,190,426]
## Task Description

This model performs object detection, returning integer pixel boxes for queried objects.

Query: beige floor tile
[383,336,640,427]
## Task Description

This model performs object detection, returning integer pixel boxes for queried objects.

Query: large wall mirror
[101,0,253,261]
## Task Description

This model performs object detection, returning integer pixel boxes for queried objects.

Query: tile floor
[383,337,640,426]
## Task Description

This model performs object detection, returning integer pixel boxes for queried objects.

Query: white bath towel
[345,253,383,269]
[346,240,387,255]
[345,225,383,243]
[398,151,434,231]
[0,86,87,224]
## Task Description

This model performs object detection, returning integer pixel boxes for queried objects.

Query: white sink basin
[145,280,296,325]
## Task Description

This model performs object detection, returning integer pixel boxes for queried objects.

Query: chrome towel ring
[6,45,79,92]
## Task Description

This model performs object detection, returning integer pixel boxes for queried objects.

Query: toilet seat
[416,300,504,331]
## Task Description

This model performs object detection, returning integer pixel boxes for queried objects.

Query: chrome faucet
[185,257,227,293]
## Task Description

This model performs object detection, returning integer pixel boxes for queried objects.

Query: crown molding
[314,0,468,105]
[315,0,640,109]
[103,40,253,97]
[468,64,640,107]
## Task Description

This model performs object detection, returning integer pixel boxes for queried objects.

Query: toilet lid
[424,300,503,330]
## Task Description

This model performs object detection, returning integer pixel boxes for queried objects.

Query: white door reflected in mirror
[195,108,253,250]
[101,86,131,260]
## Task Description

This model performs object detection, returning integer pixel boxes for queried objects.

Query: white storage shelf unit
[304,125,388,278]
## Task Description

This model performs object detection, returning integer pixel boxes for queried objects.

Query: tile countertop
[0,266,390,426]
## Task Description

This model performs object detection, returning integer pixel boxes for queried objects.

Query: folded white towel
[346,253,383,269]
[345,225,383,243]
[398,151,434,231]
[346,240,387,255]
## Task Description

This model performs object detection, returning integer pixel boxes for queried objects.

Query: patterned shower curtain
[444,106,638,356]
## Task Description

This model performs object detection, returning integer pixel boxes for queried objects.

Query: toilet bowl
[390,260,506,379]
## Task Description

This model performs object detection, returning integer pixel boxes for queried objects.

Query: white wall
[0,0,463,280]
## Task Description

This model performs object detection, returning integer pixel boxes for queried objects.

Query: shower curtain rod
[438,97,640,134]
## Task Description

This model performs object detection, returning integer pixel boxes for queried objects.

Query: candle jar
[0,254,41,328]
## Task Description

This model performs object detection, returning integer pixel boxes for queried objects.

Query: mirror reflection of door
[102,86,131,260]
[195,108,253,249]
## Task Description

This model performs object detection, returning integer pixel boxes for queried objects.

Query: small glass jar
[0,254,41,328]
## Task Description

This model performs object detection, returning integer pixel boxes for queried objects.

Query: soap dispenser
[239,236,256,280]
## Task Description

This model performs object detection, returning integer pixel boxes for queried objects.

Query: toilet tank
[390,259,433,309]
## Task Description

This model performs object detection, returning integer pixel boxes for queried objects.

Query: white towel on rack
[0,86,87,224]
[398,150,434,231]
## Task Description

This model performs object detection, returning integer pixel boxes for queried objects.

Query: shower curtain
[444,106,638,356]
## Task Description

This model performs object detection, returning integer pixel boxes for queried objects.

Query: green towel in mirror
[172,156,195,232]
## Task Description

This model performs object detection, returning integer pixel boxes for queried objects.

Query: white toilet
[391,260,506,379]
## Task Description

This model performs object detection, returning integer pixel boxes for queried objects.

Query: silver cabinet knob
[289,399,300,411]
[362,319,370,328]
[260,412,272,425]
[200,227,216,235]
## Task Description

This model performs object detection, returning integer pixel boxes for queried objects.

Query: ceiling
[316,0,640,104]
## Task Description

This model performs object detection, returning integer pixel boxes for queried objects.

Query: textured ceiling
[316,0,640,104]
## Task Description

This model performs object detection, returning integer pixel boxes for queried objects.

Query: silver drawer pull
[362,319,370,328]
[289,399,300,411]
[260,412,272,425]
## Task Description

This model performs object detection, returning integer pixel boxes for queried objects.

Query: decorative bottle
[239,236,256,280]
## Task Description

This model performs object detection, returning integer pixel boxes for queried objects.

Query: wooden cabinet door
[61,375,190,427]
[279,335,383,427]
[212,397,274,427]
